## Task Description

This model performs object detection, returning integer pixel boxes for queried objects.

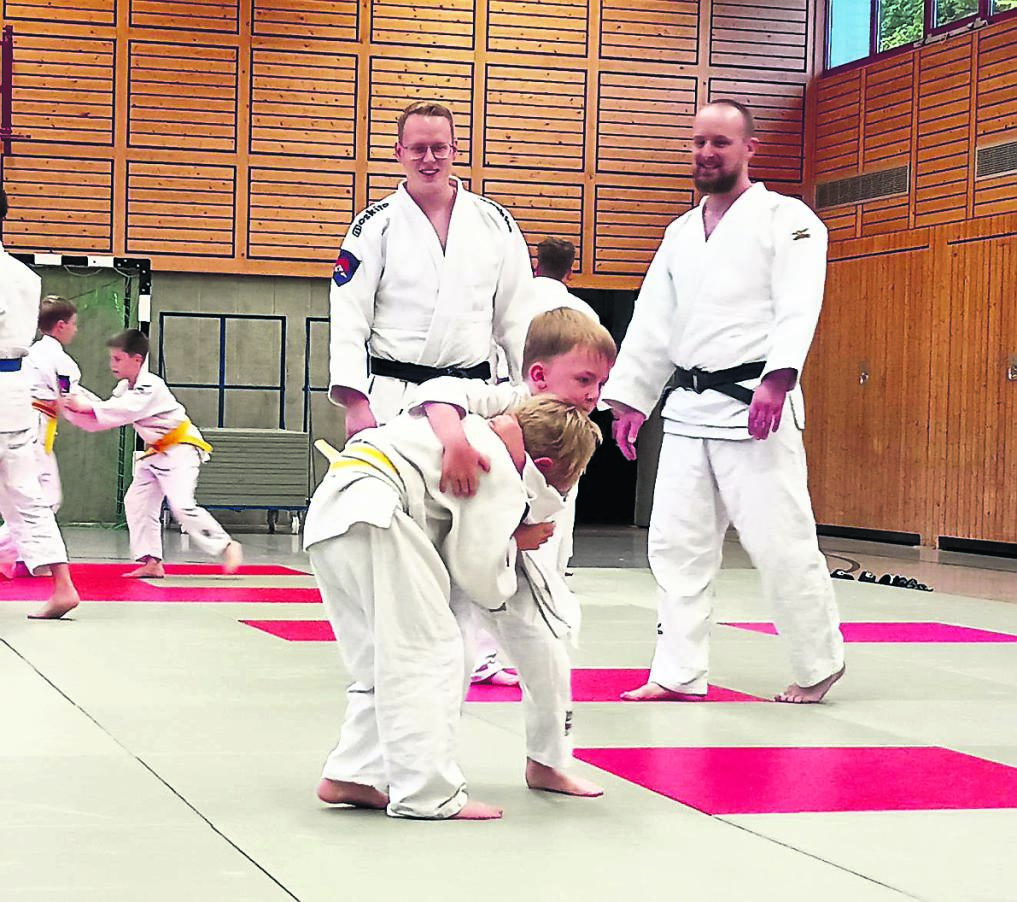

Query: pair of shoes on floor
[831,569,933,591]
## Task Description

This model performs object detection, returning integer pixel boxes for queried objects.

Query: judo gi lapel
[418,177,473,366]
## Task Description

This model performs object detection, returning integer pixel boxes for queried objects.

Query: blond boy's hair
[514,395,602,491]
[397,100,456,142]
[522,307,617,374]
[38,296,77,333]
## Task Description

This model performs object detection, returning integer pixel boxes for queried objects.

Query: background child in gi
[63,328,242,577]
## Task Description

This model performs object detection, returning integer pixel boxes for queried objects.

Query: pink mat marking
[69,562,308,576]
[723,621,1017,643]
[0,579,320,603]
[574,746,1017,814]
[467,668,761,702]
[243,619,335,641]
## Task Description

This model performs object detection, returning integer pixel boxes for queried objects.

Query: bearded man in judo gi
[603,99,845,705]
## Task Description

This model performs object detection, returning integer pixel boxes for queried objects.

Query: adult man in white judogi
[603,100,845,704]
[328,100,535,437]
[0,187,80,618]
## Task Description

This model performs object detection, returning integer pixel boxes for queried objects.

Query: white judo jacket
[0,244,41,432]
[603,183,828,439]
[304,413,564,612]
[328,178,536,413]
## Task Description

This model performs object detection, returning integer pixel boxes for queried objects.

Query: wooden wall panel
[710,0,809,72]
[0,155,113,251]
[4,0,115,26]
[131,0,239,33]
[371,0,474,50]
[974,20,1017,217]
[129,42,237,152]
[489,0,589,57]
[12,34,115,146]
[252,0,359,41]
[914,39,973,228]
[368,57,473,163]
[248,167,354,261]
[597,73,697,176]
[709,78,804,183]
[1,0,815,284]
[250,49,356,158]
[483,178,584,270]
[593,182,692,275]
[807,16,1017,545]
[484,65,586,171]
[126,161,236,256]
[599,0,699,63]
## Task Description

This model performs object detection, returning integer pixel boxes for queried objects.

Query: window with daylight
[827,0,1017,70]
[933,0,980,27]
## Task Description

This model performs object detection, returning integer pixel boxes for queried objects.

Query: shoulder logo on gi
[332,249,362,287]
[792,228,811,241]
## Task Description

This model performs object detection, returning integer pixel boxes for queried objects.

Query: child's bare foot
[525,759,603,797]
[28,585,80,620]
[31,564,52,577]
[125,558,165,579]
[316,778,388,809]
[451,800,503,820]
[775,665,846,704]
[620,681,706,702]
[222,541,243,574]
[0,561,15,579]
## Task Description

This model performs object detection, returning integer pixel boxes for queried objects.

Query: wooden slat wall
[805,16,1017,545]
[0,0,817,286]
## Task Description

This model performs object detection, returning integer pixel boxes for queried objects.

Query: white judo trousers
[0,429,67,571]
[0,415,63,562]
[452,577,574,771]
[648,427,844,693]
[125,444,231,561]
[310,517,468,819]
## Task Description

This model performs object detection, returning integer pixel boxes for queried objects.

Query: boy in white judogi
[410,308,615,796]
[306,396,601,820]
[0,296,83,570]
[63,329,242,578]
[0,187,80,618]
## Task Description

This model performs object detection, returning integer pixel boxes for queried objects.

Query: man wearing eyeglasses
[328,100,535,441]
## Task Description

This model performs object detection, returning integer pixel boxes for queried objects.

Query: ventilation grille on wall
[976,141,1017,179]
[816,166,910,209]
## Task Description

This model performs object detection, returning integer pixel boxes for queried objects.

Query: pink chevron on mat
[722,621,1017,642]
[573,746,1017,814]
[0,581,320,603]
[243,619,335,641]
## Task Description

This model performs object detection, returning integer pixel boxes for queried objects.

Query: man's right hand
[607,400,646,461]
[342,396,377,439]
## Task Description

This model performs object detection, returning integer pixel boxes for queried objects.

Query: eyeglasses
[401,142,455,160]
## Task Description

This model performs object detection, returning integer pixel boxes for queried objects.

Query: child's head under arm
[512,395,602,493]
[521,308,617,413]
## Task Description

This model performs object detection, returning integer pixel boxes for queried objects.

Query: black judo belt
[671,361,767,406]
[369,357,492,385]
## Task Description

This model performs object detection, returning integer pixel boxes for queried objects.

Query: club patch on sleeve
[332,249,362,287]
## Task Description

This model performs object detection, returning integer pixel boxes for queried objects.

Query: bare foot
[222,541,243,575]
[27,586,80,620]
[620,681,706,702]
[525,759,603,797]
[125,559,165,579]
[451,800,503,820]
[0,562,15,579]
[485,669,520,687]
[775,665,846,704]
[31,564,53,577]
[316,778,388,809]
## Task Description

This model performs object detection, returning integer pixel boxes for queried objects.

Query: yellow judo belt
[31,400,59,454]
[315,439,398,479]
[145,419,213,456]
